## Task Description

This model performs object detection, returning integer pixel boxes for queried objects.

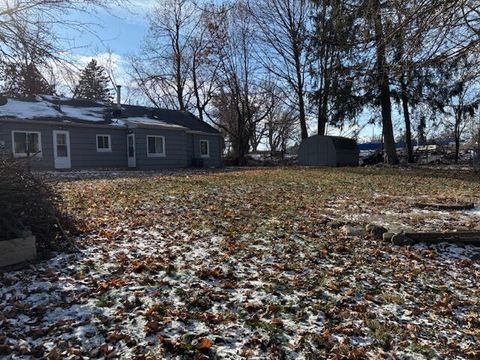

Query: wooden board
[413,203,475,211]
[402,231,480,246]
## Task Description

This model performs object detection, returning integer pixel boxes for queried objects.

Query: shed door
[127,134,136,168]
[53,130,71,169]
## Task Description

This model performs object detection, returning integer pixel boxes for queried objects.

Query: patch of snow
[60,105,105,122]
[0,98,60,119]
[113,116,186,129]
[464,207,480,216]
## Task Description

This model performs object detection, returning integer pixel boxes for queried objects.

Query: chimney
[116,85,122,107]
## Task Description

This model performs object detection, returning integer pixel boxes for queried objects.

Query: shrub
[0,157,76,255]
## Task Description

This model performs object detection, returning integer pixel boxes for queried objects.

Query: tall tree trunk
[191,54,204,121]
[174,23,185,111]
[297,84,308,139]
[400,78,414,163]
[236,135,249,166]
[454,110,461,164]
[372,0,398,164]
[316,0,328,136]
[293,47,308,139]
[268,123,275,156]
[317,80,329,135]
[418,115,426,145]
[317,104,327,135]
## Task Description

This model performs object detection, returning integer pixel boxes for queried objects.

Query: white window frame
[199,139,210,158]
[96,134,112,152]
[146,135,166,157]
[11,131,42,158]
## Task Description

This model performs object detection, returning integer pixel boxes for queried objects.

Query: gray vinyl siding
[0,121,54,169]
[0,120,223,170]
[0,121,127,169]
[133,128,188,169]
[191,134,223,168]
[0,122,8,156]
[186,134,194,166]
[69,127,127,168]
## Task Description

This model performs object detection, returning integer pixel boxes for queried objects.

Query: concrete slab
[0,235,36,267]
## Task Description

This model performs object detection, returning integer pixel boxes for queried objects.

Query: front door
[127,134,136,168]
[53,130,71,169]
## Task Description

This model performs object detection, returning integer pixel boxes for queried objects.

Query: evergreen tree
[309,0,361,135]
[73,59,113,102]
[1,62,55,98]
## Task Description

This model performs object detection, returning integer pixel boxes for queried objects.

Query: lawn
[1,167,480,359]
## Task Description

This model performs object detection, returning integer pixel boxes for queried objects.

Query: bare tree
[132,0,198,110]
[266,105,298,157]
[131,0,221,120]
[433,57,480,162]
[0,0,123,96]
[207,1,273,165]
[250,0,311,139]
[188,4,222,121]
[0,1,121,63]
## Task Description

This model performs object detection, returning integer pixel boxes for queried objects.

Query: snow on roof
[60,105,105,122]
[39,95,71,101]
[118,116,186,129]
[0,98,60,119]
[0,96,219,134]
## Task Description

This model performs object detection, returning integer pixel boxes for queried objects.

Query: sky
[58,1,155,94]
[66,2,152,57]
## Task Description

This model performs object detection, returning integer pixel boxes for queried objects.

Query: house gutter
[0,117,127,130]
[186,130,223,136]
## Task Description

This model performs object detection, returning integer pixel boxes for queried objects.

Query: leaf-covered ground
[1,167,480,359]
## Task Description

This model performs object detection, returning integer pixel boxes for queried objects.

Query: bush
[0,157,76,255]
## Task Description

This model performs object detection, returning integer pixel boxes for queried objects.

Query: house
[0,94,223,170]
[298,135,359,167]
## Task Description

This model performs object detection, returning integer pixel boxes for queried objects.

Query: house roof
[0,95,220,135]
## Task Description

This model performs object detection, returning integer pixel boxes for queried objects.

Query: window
[147,135,165,157]
[96,135,111,152]
[12,131,42,157]
[200,140,209,158]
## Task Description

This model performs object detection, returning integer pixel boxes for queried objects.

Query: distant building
[298,135,359,167]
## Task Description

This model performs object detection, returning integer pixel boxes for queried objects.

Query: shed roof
[305,135,358,150]
[329,136,358,150]
[0,95,220,134]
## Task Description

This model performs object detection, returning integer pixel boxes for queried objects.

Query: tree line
[1,0,479,164]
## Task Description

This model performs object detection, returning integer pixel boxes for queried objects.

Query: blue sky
[65,2,152,58]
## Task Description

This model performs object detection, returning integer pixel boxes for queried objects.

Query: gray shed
[298,135,359,167]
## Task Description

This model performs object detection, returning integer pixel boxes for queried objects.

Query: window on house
[96,135,111,152]
[12,131,42,157]
[147,135,165,157]
[200,140,209,158]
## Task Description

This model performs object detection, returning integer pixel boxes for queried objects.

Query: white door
[53,130,71,169]
[127,134,136,168]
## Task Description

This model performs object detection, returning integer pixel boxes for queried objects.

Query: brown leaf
[196,337,213,350]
